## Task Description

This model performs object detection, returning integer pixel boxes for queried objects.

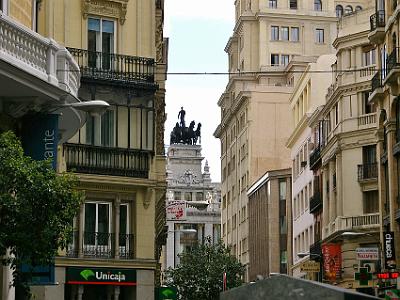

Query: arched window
[355,5,362,11]
[345,5,353,14]
[336,5,343,17]
[314,0,322,11]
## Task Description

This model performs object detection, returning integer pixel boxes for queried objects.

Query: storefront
[65,267,137,300]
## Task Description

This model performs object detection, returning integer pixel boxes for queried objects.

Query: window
[185,192,192,201]
[84,202,111,246]
[271,26,279,40]
[315,28,324,43]
[363,145,377,164]
[269,0,277,8]
[334,103,339,125]
[362,47,376,66]
[119,204,130,248]
[271,54,279,66]
[175,191,182,200]
[355,5,362,11]
[281,54,290,66]
[279,179,287,200]
[345,5,353,14]
[281,26,289,41]
[314,0,322,11]
[196,192,204,201]
[336,5,343,17]
[291,27,299,41]
[86,109,115,146]
[363,91,376,114]
[364,191,379,213]
[289,0,297,9]
[88,18,115,70]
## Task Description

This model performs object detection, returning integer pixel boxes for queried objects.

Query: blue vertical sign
[20,113,59,285]
[21,114,59,169]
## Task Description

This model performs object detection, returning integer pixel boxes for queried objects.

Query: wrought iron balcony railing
[371,71,383,94]
[64,143,151,178]
[66,231,134,259]
[387,47,400,74]
[66,47,155,84]
[309,241,322,261]
[370,10,385,31]
[309,146,321,170]
[309,191,322,213]
[357,163,378,181]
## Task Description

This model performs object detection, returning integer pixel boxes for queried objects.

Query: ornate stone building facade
[21,1,169,299]
[163,143,221,271]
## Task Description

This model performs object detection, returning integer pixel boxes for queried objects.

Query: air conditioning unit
[362,262,376,273]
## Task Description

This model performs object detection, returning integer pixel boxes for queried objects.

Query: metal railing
[357,163,378,181]
[309,146,321,170]
[66,231,134,259]
[309,191,322,213]
[371,72,383,94]
[370,10,385,31]
[387,47,400,74]
[64,143,151,178]
[66,47,155,84]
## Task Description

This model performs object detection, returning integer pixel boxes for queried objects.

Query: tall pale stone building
[214,0,366,279]
[164,142,221,270]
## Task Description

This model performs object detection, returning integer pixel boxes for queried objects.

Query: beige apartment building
[368,0,400,286]
[286,54,335,279]
[214,0,366,279]
[306,6,380,294]
[0,0,167,299]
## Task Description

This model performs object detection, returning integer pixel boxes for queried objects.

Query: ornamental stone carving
[82,0,129,25]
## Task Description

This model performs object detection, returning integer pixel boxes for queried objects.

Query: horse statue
[181,121,196,145]
[170,122,182,144]
[193,123,201,145]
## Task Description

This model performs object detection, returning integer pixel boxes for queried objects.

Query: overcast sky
[164,0,234,182]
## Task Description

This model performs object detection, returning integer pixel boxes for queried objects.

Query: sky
[164,0,234,182]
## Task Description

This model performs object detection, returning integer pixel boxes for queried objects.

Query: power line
[57,67,380,76]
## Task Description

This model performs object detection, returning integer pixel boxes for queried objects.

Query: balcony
[369,72,384,104]
[309,192,322,213]
[385,47,400,92]
[309,241,322,261]
[0,13,80,97]
[66,231,134,259]
[309,146,321,170]
[66,48,155,88]
[368,10,386,44]
[64,143,151,178]
[357,163,378,181]
[334,213,380,232]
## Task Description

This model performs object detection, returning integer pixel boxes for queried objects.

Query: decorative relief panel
[82,0,129,25]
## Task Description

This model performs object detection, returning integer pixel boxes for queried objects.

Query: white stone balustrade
[0,11,80,97]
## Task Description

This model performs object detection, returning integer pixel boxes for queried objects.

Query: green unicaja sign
[66,267,136,286]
